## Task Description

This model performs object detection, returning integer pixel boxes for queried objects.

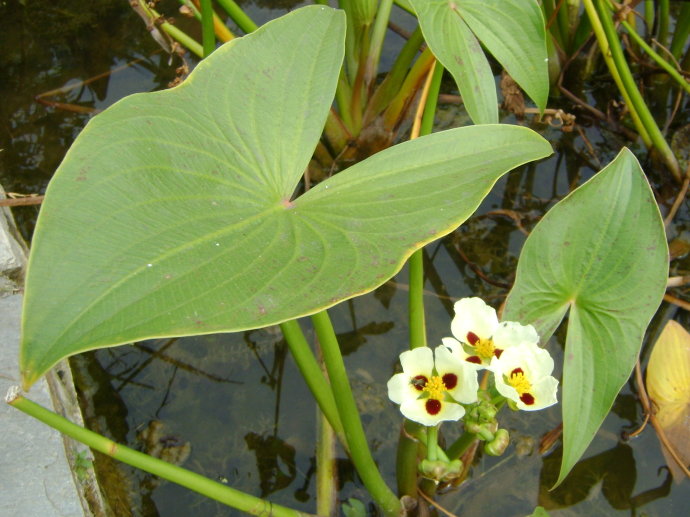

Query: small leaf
[20,6,552,387]
[410,0,550,123]
[458,0,549,112]
[504,148,668,486]
[646,319,690,481]
[410,0,497,124]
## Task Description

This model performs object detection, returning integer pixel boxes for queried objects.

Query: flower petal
[521,375,559,411]
[492,321,539,350]
[434,345,479,404]
[387,372,415,405]
[399,396,466,426]
[490,343,558,411]
[451,297,498,344]
[400,346,434,375]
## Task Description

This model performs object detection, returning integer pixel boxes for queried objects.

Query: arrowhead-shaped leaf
[20,6,552,388]
[410,0,549,123]
[503,149,668,486]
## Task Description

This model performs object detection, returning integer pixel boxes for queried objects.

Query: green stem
[593,0,681,180]
[365,25,424,123]
[408,251,426,350]
[311,311,402,517]
[619,17,690,95]
[363,0,394,89]
[200,0,215,57]
[316,410,337,517]
[137,0,204,58]
[582,0,651,146]
[395,422,421,497]
[657,0,669,48]
[446,431,478,460]
[644,0,654,35]
[280,320,347,446]
[426,425,439,462]
[7,392,314,517]
[216,0,259,33]
[670,4,690,61]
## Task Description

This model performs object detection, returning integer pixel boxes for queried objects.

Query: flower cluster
[387,297,559,426]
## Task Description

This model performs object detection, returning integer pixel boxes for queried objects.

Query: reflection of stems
[279,321,346,446]
[311,310,402,517]
[7,393,315,517]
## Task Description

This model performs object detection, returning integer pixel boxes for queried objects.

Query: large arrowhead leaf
[409,0,549,123]
[20,6,553,388]
[503,149,668,486]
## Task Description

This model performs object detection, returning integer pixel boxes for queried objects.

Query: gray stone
[1,295,85,517]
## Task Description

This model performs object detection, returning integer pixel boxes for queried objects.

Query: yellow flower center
[475,338,496,360]
[424,375,447,400]
[508,369,532,395]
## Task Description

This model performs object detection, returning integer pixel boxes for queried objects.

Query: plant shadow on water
[3,0,690,516]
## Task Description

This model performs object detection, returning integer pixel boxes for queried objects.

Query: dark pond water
[2,1,690,516]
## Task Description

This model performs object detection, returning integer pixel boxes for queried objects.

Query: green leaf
[503,149,668,486]
[409,0,549,121]
[20,6,552,387]
[457,0,549,112]
[410,0,497,124]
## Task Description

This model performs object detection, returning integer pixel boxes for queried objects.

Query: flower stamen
[507,368,535,406]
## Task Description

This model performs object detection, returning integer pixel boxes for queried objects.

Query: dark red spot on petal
[511,367,524,376]
[520,393,535,405]
[466,356,482,364]
[442,373,458,390]
[425,399,442,415]
[466,331,480,345]
[494,348,503,359]
[411,375,427,391]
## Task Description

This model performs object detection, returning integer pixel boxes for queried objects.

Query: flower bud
[484,428,510,456]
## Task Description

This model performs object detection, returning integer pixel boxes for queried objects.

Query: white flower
[387,346,479,426]
[490,343,559,411]
[442,297,539,367]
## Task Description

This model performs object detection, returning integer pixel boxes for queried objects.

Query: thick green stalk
[593,0,681,180]
[7,392,313,517]
[280,320,347,446]
[619,17,690,95]
[200,0,215,57]
[395,423,421,497]
[408,63,444,351]
[316,411,337,517]
[311,311,402,517]
[216,0,258,33]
